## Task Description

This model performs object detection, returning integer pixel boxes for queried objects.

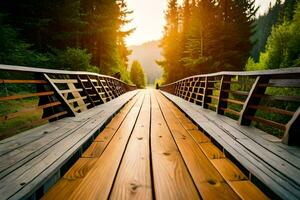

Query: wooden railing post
[77,75,96,107]
[217,75,231,115]
[43,74,76,117]
[86,76,105,104]
[202,76,212,109]
[239,76,270,126]
[282,107,300,145]
[35,73,60,121]
[95,76,111,101]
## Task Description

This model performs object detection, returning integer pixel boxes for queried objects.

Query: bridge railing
[0,64,136,139]
[160,68,300,145]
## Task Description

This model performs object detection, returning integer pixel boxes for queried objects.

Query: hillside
[128,40,163,84]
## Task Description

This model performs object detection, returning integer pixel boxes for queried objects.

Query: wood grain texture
[229,181,269,200]
[156,91,239,200]
[82,94,141,158]
[161,91,300,199]
[159,91,269,200]
[110,90,152,200]
[150,90,199,200]
[0,91,138,200]
[42,158,97,200]
[66,92,145,200]
[199,143,225,159]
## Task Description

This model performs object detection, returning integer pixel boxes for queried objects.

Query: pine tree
[116,0,134,71]
[251,0,282,61]
[158,0,181,83]
[130,60,146,88]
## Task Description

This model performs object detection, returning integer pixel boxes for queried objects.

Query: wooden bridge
[0,65,299,199]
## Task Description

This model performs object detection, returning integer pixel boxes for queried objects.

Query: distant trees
[130,61,146,88]
[159,0,257,83]
[250,0,299,61]
[246,1,300,71]
[0,0,133,82]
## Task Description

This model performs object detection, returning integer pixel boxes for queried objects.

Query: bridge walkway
[43,89,267,200]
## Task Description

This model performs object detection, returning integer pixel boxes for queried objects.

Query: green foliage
[52,48,98,73]
[130,61,146,88]
[251,0,281,61]
[251,0,297,62]
[248,1,300,71]
[0,0,133,81]
[0,22,49,67]
[245,2,300,138]
[159,0,257,83]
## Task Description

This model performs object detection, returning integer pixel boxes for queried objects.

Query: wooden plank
[67,82,87,112]
[42,158,98,200]
[0,101,61,121]
[283,106,300,145]
[43,74,76,117]
[43,94,140,199]
[67,96,87,104]
[224,90,249,96]
[260,79,300,88]
[217,75,231,115]
[199,143,225,159]
[248,105,294,116]
[50,79,78,84]
[1,64,300,79]
[0,91,138,199]
[211,159,247,181]
[0,91,54,101]
[257,94,300,102]
[229,181,269,200]
[161,90,253,195]
[219,107,240,116]
[110,90,152,199]
[77,75,96,107]
[221,98,244,105]
[156,91,239,200]
[97,77,112,101]
[239,76,269,126]
[66,92,144,200]
[60,89,83,94]
[244,116,286,130]
[82,93,141,158]
[150,90,199,200]
[86,75,105,104]
[161,91,300,199]
[0,80,47,84]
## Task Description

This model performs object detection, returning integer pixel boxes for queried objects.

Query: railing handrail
[160,67,300,146]
[161,67,300,87]
[0,64,135,87]
[0,64,137,139]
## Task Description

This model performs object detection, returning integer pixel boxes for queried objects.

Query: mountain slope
[128,40,163,84]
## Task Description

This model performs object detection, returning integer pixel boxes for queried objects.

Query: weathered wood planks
[0,91,138,200]
[41,89,269,200]
[110,91,151,199]
[156,92,240,200]
[161,90,300,199]
[65,92,145,199]
[150,91,199,200]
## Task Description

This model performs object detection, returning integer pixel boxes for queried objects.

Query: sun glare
[125,0,276,46]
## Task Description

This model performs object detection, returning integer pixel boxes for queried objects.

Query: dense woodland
[0,0,299,84]
[0,0,133,82]
[159,0,300,83]
[247,0,300,71]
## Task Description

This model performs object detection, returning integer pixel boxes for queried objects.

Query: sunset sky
[125,0,277,46]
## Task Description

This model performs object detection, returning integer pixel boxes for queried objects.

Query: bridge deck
[43,89,267,200]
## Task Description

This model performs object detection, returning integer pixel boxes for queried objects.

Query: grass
[0,97,45,140]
